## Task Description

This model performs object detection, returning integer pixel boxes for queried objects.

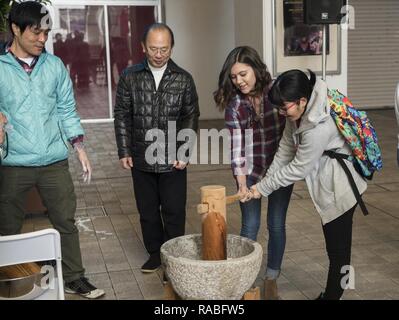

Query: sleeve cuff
[256,181,272,198]
[69,135,84,147]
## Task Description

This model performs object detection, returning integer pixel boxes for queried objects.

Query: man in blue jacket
[0,1,104,299]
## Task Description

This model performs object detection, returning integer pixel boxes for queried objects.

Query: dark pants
[322,205,356,300]
[0,160,85,282]
[132,167,187,255]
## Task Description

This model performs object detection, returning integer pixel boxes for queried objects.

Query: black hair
[268,69,316,107]
[214,46,272,110]
[141,23,175,48]
[8,1,51,36]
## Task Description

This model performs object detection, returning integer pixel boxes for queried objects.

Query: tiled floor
[73,80,122,120]
[21,110,399,300]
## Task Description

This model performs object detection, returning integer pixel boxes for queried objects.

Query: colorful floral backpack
[327,88,383,179]
[324,89,383,216]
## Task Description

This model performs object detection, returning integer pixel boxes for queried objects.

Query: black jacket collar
[139,58,184,74]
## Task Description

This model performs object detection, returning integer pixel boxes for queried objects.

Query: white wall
[263,0,348,94]
[164,0,235,120]
[165,0,348,119]
[234,0,263,57]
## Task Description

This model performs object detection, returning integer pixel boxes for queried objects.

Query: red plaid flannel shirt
[6,43,39,75]
[225,89,286,184]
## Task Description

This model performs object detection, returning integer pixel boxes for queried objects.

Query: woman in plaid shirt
[214,46,294,299]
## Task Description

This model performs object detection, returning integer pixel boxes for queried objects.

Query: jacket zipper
[57,121,69,150]
[151,73,160,173]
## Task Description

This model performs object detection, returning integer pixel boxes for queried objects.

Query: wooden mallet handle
[226,193,242,205]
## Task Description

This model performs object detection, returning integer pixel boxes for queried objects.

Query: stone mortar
[161,234,263,300]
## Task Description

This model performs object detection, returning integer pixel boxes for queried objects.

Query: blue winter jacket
[0,49,84,166]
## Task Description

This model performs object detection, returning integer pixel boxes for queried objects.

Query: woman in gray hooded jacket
[247,69,368,300]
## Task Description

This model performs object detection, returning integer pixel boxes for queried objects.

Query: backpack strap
[324,150,369,216]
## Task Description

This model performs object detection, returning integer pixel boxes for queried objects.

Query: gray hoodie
[257,79,367,225]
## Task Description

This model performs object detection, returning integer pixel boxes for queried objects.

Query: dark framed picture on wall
[272,0,341,76]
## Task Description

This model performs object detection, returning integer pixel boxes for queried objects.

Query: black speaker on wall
[303,0,347,24]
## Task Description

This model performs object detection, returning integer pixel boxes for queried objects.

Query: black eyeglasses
[274,101,298,115]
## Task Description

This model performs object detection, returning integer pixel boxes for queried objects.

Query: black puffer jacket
[114,59,200,173]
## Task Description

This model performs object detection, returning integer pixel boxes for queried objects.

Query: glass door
[51,5,110,120]
[50,2,159,122]
[107,5,156,103]
[2,1,160,122]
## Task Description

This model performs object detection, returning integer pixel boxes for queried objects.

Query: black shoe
[315,292,325,300]
[65,277,105,299]
[141,253,161,273]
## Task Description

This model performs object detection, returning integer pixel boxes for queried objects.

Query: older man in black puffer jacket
[114,23,200,274]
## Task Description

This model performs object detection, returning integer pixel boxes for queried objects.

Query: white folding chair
[0,229,64,300]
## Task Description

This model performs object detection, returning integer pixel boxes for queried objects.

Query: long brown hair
[214,46,272,110]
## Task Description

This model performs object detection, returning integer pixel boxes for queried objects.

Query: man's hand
[0,113,8,145]
[173,160,187,170]
[120,157,133,170]
[76,148,92,184]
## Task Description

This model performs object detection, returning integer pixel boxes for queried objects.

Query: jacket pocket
[312,173,336,212]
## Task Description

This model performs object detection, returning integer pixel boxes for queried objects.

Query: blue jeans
[240,183,294,280]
